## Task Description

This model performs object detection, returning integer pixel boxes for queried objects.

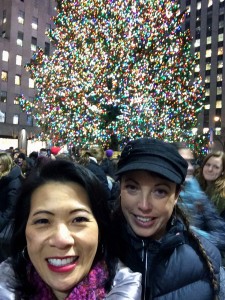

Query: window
[206,36,212,44]
[219,20,224,29]
[216,101,222,108]
[218,47,223,55]
[205,89,210,96]
[205,76,211,83]
[2,50,9,62]
[195,65,200,72]
[18,10,25,24]
[17,31,24,46]
[0,91,7,103]
[13,114,19,125]
[218,33,224,42]
[32,17,38,30]
[197,2,201,9]
[34,0,38,8]
[14,94,20,105]
[31,37,37,51]
[0,111,5,123]
[206,49,212,58]
[218,60,223,68]
[3,10,6,24]
[2,31,6,38]
[45,42,50,55]
[217,87,222,95]
[16,55,22,66]
[194,39,200,48]
[27,115,33,126]
[203,109,209,127]
[1,71,8,81]
[206,63,211,71]
[15,75,21,85]
[217,74,223,81]
[29,78,35,88]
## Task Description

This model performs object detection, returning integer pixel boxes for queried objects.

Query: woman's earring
[22,246,29,261]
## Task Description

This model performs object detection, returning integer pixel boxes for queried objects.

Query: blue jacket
[114,217,221,300]
[179,177,225,252]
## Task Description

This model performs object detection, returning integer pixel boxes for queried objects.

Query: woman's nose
[138,194,152,211]
[49,224,74,248]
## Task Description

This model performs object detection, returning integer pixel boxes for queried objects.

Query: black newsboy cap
[116,138,188,184]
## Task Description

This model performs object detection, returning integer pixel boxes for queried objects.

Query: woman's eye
[34,218,49,225]
[73,216,89,223]
[125,183,137,190]
[153,188,168,198]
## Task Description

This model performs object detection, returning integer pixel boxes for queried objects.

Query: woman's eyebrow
[32,208,91,217]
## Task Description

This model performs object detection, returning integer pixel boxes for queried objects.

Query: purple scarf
[27,260,109,299]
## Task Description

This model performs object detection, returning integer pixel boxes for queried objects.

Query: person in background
[78,146,111,199]
[195,151,225,219]
[101,149,120,212]
[12,148,20,163]
[0,152,23,262]
[101,149,117,180]
[112,138,223,300]
[0,160,141,299]
[15,152,32,178]
[28,151,38,168]
[173,142,225,254]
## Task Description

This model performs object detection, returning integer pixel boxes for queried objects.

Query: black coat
[0,165,23,230]
[113,216,221,300]
[86,159,111,199]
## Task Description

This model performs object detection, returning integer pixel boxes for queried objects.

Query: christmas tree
[20,0,204,148]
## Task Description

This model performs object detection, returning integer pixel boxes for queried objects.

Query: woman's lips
[47,256,78,273]
[134,214,156,227]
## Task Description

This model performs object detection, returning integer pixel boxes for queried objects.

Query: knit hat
[105,149,114,158]
[50,146,61,156]
[116,138,188,184]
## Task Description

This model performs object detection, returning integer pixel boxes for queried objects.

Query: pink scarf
[27,260,109,299]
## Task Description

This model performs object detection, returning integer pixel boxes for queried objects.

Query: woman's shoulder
[0,259,16,299]
[105,260,142,300]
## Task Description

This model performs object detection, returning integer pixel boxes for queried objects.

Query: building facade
[0,0,55,140]
[180,0,225,150]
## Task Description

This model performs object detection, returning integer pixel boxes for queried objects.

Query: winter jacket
[86,158,111,199]
[0,259,142,300]
[0,165,23,230]
[113,216,221,300]
[101,158,117,179]
[179,177,225,252]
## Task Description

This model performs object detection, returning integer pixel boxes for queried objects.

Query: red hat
[50,146,61,156]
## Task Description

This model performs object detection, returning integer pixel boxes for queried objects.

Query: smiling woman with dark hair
[0,160,141,299]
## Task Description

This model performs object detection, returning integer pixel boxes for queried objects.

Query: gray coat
[0,260,142,300]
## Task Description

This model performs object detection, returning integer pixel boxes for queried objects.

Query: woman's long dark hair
[9,160,117,298]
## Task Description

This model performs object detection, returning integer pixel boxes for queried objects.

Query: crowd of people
[0,138,225,299]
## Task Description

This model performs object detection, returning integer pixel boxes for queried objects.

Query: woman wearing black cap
[112,138,224,300]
